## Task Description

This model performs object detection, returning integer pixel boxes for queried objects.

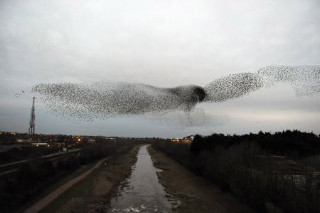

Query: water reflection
[108,145,172,213]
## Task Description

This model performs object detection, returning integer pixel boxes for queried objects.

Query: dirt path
[24,157,109,213]
[148,146,256,213]
[36,145,140,213]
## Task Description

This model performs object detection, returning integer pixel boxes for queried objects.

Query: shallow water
[108,145,173,213]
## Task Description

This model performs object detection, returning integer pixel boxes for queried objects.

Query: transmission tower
[28,97,35,134]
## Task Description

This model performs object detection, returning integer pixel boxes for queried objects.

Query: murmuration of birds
[32,65,320,125]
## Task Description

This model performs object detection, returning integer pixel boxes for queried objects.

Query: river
[108,145,173,213]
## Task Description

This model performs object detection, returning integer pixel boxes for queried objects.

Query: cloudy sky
[0,0,319,137]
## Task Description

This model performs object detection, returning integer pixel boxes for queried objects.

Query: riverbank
[36,145,140,213]
[148,146,256,213]
[24,157,108,213]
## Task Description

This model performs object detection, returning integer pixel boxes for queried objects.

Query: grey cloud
[0,0,320,136]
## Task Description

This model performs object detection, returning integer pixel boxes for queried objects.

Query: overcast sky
[0,0,320,137]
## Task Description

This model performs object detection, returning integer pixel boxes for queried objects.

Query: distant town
[0,131,193,164]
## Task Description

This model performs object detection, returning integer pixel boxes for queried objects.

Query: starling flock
[32,65,320,125]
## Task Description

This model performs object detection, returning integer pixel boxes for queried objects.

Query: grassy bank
[152,131,320,213]
[148,146,255,213]
[39,145,140,213]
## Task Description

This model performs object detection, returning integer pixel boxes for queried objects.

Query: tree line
[152,130,320,213]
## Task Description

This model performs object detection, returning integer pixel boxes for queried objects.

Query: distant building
[31,142,48,147]
[87,139,96,144]
[181,135,194,143]
[0,145,23,163]
[16,138,37,145]
[171,138,180,143]
[171,135,194,143]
